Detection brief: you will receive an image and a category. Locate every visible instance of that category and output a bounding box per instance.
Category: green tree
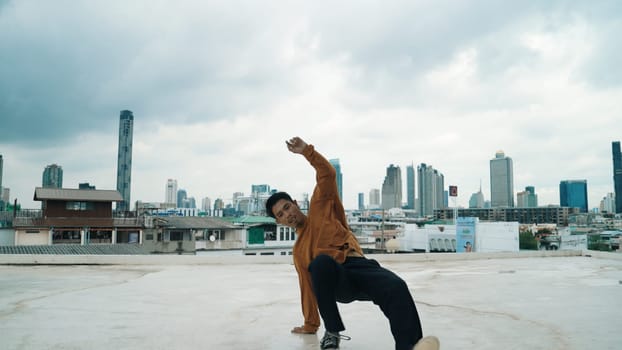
[519,231,538,250]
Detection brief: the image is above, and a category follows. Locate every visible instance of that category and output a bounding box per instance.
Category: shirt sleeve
[302,145,337,200]
[295,262,320,332]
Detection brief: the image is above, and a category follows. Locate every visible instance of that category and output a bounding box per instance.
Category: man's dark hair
[265,191,293,218]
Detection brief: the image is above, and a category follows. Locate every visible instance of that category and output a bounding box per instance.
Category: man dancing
[266,136,439,350]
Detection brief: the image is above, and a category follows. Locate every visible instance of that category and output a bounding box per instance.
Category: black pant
[308,254,423,350]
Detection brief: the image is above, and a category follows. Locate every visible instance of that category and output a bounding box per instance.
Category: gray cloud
[0,1,299,145]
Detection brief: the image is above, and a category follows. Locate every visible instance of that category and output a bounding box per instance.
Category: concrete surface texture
[1,254,621,350]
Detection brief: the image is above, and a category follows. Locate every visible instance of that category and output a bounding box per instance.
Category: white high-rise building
[417,163,445,216]
[202,197,212,213]
[600,193,615,213]
[490,150,514,208]
[165,179,178,205]
[369,188,380,209]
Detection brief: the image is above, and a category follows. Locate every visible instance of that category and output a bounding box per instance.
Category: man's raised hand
[286,136,307,154]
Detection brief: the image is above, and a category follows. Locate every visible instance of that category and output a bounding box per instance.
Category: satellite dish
[209,235,216,242]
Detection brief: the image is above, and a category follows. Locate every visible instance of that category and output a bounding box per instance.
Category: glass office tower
[560,180,588,213]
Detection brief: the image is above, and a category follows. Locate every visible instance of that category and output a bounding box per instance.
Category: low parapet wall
[1,249,618,265]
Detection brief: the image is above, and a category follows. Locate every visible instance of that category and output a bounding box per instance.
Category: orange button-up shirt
[292,144,364,333]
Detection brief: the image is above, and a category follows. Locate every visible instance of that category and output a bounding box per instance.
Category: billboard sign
[456,217,476,252]
[449,185,458,197]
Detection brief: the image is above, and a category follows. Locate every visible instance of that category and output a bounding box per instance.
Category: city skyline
[1,1,621,211]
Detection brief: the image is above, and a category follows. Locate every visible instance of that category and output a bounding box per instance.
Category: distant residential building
[116,110,134,211]
[214,198,224,210]
[490,151,514,207]
[165,179,178,205]
[600,193,615,214]
[560,180,588,213]
[202,197,212,213]
[13,187,141,245]
[417,163,444,216]
[42,164,63,188]
[251,184,270,194]
[300,193,310,212]
[369,189,380,209]
[406,164,415,210]
[187,197,196,209]
[382,164,402,209]
[435,206,580,226]
[358,193,365,211]
[329,159,343,201]
[517,186,538,208]
[525,186,538,207]
[613,141,622,213]
[1,187,9,205]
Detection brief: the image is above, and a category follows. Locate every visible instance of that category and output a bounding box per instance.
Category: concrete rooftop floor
[1,252,621,350]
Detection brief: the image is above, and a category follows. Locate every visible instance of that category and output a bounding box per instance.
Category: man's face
[271,199,305,228]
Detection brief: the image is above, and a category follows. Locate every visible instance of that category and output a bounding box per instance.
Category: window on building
[279,227,284,241]
[66,201,94,211]
[208,230,222,241]
[170,231,184,241]
[264,230,276,241]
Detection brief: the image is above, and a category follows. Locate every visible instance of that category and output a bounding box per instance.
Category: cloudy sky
[1,0,621,211]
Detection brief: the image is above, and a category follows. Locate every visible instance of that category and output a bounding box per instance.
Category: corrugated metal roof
[0,244,148,255]
[232,215,276,225]
[160,216,239,229]
[34,188,123,202]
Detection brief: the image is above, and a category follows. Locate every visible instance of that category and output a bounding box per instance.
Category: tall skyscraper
[490,150,514,208]
[517,186,538,208]
[417,163,444,216]
[0,154,4,206]
[42,164,63,188]
[0,154,3,190]
[406,164,415,210]
[116,110,134,211]
[214,198,224,210]
[329,159,343,201]
[165,179,178,205]
[177,189,188,208]
[560,180,588,213]
[369,188,380,209]
[202,197,212,214]
[600,193,615,214]
[468,183,485,209]
[613,141,622,213]
[382,164,402,209]
[358,192,365,211]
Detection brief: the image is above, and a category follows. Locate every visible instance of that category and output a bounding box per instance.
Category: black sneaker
[320,331,351,349]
